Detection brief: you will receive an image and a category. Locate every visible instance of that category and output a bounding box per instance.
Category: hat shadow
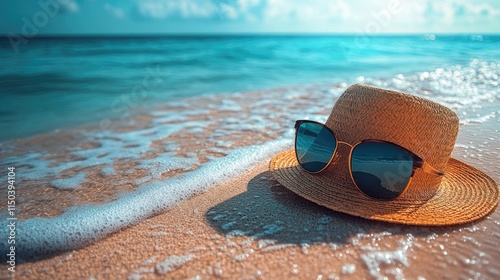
[205,171,467,246]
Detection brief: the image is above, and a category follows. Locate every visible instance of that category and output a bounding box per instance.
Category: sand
[5,154,500,279]
[1,86,499,279]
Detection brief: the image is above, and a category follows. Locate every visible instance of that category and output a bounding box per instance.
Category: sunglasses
[294,120,445,200]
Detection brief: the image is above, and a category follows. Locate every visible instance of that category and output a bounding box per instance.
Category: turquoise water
[1,34,499,141]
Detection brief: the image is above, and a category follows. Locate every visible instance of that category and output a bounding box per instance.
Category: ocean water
[0,35,499,141]
[1,35,500,278]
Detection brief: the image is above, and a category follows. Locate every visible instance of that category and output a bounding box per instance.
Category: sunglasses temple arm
[421,162,445,176]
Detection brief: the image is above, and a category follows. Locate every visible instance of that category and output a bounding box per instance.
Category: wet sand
[2,117,500,280]
[0,78,499,279]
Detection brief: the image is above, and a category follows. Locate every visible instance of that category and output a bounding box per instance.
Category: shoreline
[1,113,499,279]
[1,57,495,144]
[6,153,500,279]
[1,61,499,278]
[0,82,337,222]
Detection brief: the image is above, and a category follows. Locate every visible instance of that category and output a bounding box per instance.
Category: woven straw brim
[270,149,499,226]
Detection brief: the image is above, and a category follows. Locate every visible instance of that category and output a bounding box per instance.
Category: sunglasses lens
[351,142,413,200]
[295,122,337,173]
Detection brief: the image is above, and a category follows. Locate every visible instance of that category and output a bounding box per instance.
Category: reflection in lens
[295,122,336,173]
[351,142,413,200]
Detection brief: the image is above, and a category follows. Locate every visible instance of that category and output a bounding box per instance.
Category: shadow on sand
[206,171,465,246]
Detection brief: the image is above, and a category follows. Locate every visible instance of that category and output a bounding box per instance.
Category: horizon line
[2,32,500,38]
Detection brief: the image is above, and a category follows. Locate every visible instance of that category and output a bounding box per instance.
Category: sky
[1,0,499,35]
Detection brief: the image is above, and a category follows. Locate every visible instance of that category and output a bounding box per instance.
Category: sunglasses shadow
[205,171,469,247]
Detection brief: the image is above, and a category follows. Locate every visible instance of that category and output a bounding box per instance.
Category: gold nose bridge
[337,141,354,148]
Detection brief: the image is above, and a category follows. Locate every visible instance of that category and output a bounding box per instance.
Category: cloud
[133,0,219,19]
[59,0,79,13]
[238,0,261,11]
[263,0,351,22]
[131,0,351,22]
[219,3,239,19]
[397,0,500,25]
[462,2,500,18]
[127,0,500,33]
[104,3,126,19]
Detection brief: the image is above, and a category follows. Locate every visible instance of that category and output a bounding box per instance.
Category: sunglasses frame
[294,120,445,200]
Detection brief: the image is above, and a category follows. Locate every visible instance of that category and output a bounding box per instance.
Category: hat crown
[326,84,459,199]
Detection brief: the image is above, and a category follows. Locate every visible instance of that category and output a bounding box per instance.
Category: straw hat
[270,84,499,225]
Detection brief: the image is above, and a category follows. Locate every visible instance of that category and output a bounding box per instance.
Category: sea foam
[0,138,291,261]
[1,59,499,264]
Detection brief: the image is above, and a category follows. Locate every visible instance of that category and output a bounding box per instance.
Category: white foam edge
[50,172,87,190]
[1,138,291,260]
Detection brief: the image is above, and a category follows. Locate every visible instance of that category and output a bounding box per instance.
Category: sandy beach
[2,31,500,280]
[6,152,500,279]
[1,82,499,279]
